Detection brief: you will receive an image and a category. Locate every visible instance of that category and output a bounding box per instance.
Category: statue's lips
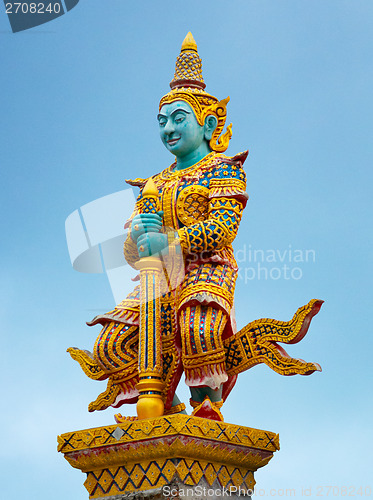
[167,137,181,146]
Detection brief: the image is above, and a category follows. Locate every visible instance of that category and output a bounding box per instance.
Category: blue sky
[1,1,372,498]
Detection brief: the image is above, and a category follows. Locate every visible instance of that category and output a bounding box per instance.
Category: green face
[157,101,207,159]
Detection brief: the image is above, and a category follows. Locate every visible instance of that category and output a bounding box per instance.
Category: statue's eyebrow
[170,108,190,116]
[157,108,191,120]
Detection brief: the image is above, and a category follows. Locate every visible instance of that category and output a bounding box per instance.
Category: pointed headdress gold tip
[181,32,197,52]
[169,32,205,90]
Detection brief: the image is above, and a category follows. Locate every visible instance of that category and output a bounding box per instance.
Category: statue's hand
[131,211,163,243]
[137,232,168,258]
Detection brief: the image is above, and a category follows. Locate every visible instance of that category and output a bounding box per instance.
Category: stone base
[57,414,279,499]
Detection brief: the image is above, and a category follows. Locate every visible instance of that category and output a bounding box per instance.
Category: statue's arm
[177,195,245,253]
[177,164,247,254]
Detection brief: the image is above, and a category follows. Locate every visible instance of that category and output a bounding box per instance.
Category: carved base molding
[58,414,279,499]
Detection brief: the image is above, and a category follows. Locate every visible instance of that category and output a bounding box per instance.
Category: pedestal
[58,414,279,499]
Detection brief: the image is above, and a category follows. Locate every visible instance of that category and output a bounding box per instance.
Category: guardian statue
[68,33,322,422]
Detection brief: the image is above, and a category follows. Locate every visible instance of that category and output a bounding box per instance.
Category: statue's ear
[204,115,218,141]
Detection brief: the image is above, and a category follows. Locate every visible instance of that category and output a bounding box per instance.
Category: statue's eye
[159,120,166,127]
[175,114,185,123]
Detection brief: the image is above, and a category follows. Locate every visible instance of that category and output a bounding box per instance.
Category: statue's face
[158,101,206,158]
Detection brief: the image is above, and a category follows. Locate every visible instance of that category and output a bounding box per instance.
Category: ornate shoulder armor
[209,151,249,206]
[125,177,148,188]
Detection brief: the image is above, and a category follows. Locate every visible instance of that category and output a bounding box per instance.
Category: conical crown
[170,32,206,90]
[161,33,233,153]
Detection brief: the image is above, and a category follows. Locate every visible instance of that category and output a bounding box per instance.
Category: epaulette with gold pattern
[125,177,148,187]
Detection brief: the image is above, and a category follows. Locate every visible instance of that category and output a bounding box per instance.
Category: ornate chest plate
[176,185,209,226]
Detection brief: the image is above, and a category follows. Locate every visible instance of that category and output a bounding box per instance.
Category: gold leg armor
[68,295,183,413]
[180,305,228,390]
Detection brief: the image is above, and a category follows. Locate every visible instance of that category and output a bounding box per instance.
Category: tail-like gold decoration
[88,378,121,412]
[67,347,107,380]
[224,299,323,377]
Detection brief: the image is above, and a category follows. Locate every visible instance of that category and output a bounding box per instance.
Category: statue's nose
[164,120,175,135]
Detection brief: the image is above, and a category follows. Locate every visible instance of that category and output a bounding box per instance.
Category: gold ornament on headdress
[159,32,232,153]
